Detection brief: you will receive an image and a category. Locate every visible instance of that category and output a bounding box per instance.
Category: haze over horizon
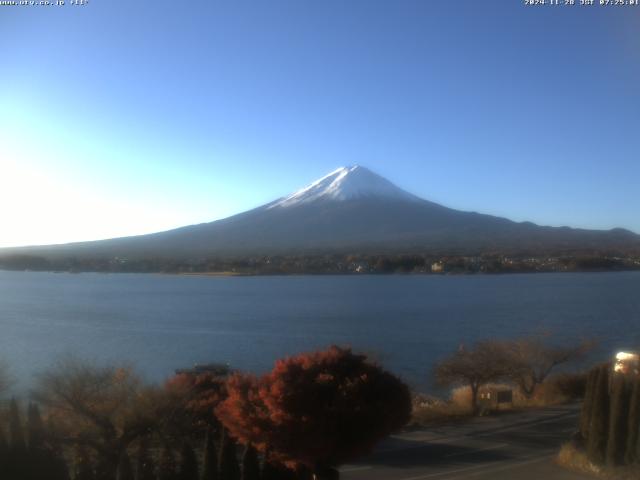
[2,1,639,248]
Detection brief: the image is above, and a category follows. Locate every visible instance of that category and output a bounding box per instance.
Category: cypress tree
[179,442,199,480]
[240,445,260,480]
[26,402,45,451]
[9,398,26,451]
[116,451,135,480]
[26,402,51,480]
[0,426,9,479]
[282,465,298,480]
[624,377,640,464]
[637,410,640,466]
[44,447,71,480]
[261,461,295,480]
[95,454,119,480]
[587,364,610,465]
[218,430,240,480]
[42,414,71,480]
[260,461,279,480]
[295,465,314,480]
[606,373,631,466]
[136,437,157,480]
[52,452,72,480]
[8,398,27,479]
[158,445,179,480]
[74,447,96,480]
[579,368,598,440]
[29,407,71,480]
[201,428,218,480]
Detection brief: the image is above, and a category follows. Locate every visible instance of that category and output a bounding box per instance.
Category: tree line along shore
[0,252,639,275]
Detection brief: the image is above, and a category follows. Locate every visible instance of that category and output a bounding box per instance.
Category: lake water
[1,270,639,393]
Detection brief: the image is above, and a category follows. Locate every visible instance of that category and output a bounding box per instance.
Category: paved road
[341,404,591,480]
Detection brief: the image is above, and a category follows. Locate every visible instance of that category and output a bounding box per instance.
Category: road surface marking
[379,412,573,454]
[388,409,578,450]
[474,413,577,438]
[398,460,511,480]
[445,454,553,480]
[339,466,372,473]
[444,443,508,458]
[377,438,461,453]
[397,454,551,480]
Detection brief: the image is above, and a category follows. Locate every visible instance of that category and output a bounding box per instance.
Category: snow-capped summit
[269,165,419,208]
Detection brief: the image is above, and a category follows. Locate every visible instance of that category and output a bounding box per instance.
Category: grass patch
[556,443,640,480]
[556,443,602,477]
[410,398,473,427]
[410,388,479,427]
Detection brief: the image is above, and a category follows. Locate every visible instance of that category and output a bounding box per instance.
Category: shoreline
[1,268,639,277]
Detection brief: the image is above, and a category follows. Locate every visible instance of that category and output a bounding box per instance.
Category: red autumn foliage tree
[212,374,270,449]
[216,346,411,476]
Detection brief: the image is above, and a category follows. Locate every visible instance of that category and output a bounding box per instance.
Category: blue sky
[1,1,639,247]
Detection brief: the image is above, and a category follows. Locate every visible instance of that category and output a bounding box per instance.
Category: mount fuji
[3,166,639,259]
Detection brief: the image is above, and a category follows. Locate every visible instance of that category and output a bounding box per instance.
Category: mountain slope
[2,166,639,259]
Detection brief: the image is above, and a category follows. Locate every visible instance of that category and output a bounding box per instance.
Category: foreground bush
[216,345,412,479]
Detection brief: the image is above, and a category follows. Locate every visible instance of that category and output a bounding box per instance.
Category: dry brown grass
[410,392,473,426]
[556,443,640,480]
[515,373,587,407]
[513,382,569,408]
[556,443,602,477]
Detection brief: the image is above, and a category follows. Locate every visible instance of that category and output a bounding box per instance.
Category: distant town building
[478,387,513,411]
[431,261,444,273]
